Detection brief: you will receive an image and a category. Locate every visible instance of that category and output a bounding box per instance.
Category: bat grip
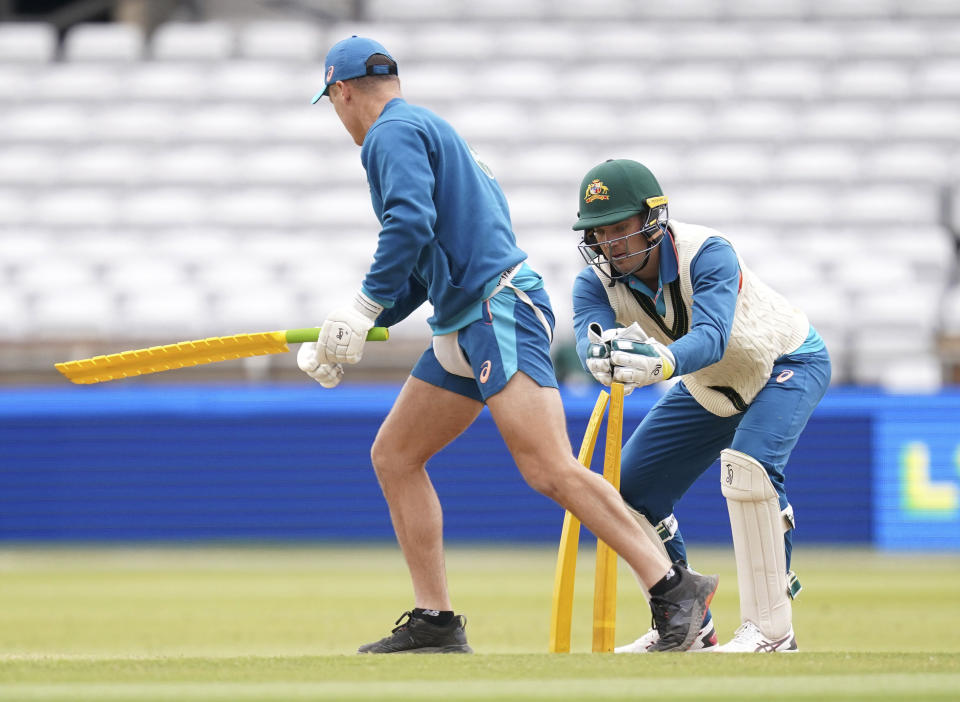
[284,327,389,344]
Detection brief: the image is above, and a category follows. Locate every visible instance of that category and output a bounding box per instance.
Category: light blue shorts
[411,286,558,403]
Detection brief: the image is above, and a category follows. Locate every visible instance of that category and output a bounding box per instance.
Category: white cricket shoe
[716,621,798,653]
[614,618,718,653]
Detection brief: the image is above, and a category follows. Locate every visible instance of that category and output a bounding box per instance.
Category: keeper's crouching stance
[571,159,831,653]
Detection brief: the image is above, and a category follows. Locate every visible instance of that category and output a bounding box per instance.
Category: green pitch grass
[0,546,958,701]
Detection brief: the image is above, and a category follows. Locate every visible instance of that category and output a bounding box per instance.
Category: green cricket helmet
[574,159,669,284]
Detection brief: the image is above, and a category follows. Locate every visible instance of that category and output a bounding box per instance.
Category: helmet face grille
[578,204,669,284]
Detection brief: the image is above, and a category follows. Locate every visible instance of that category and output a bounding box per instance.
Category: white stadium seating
[0,8,957,387]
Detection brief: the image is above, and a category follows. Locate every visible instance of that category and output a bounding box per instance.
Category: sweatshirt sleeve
[572,268,618,371]
[372,275,429,328]
[667,237,741,375]
[360,120,437,309]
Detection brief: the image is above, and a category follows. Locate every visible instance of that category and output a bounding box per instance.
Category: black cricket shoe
[649,571,720,652]
[357,611,473,654]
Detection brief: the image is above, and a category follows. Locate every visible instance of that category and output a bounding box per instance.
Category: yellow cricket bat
[55,327,389,384]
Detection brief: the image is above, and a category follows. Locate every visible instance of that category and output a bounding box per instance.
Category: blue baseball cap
[311,36,396,104]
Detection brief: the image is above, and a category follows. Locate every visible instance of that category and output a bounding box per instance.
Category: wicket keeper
[573,159,831,652]
[299,39,719,654]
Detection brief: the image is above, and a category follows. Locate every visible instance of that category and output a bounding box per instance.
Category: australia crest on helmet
[584,179,610,203]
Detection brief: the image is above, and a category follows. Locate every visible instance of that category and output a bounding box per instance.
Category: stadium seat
[740,62,824,100]
[120,287,210,337]
[655,64,737,101]
[888,103,960,140]
[150,22,235,61]
[149,146,238,186]
[177,105,269,142]
[915,59,960,98]
[772,144,861,182]
[0,285,28,338]
[621,105,711,143]
[1,105,94,143]
[637,0,724,20]
[666,25,754,61]
[207,61,305,102]
[121,189,211,227]
[495,25,580,60]
[462,0,547,20]
[812,0,896,19]
[235,21,320,62]
[575,25,665,60]
[90,103,184,141]
[752,185,832,225]
[0,22,57,62]
[365,0,463,21]
[61,146,148,186]
[754,25,843,60]
[0,146,60,185]
[843,24,932,60]
[124,63,213,102]
[209,189,303,228]
[712,102,801,142]
[234,147,321,186]
[31,63,129,102]
[547,0,636,20]
[864,143,952,183]
[800,104,887,141]
[32,285,119,337]
[103,257,189,294]
[828,61,913,100]
[727,0,807,19]
[682,145,773,184]
[62,23,144,62]
[32,189,120,228]
[211,288,303,331]
[15,256,99,294]
[837,185,940,226]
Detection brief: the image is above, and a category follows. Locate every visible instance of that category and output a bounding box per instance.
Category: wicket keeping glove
[585,323,641,396]
[316,290,384,365]
[297,342,344,388]
[609,333,676,388]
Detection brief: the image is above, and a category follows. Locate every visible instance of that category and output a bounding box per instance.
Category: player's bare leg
[486,372,719,651]
[358,376,481,653]
[370,376,482,609]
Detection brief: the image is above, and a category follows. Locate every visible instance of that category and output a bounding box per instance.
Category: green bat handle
[284,327,389,344]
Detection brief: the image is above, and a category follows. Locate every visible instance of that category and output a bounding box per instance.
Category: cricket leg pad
[720,448,792,640]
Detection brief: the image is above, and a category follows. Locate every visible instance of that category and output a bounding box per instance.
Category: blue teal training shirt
[358,98,528,332]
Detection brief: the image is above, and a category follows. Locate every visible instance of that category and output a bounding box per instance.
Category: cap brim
[310,87,329,104]
[572,208,643,231]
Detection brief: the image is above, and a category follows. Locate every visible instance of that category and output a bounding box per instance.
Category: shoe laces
[391,611,414,634]
[729,621,757,644]
[648,596,678,630]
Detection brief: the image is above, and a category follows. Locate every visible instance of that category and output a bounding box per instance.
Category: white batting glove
[609,334,676,388]
[297,342,344,388]
[315,290,384,365]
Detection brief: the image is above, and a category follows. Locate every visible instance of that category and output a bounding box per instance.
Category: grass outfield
[0,546,958,700]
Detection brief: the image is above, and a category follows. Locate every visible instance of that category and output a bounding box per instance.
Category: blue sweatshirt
[359,98,528,332]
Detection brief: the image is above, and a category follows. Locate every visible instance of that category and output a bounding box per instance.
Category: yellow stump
[547,389,609,653]
[591,381,624,653]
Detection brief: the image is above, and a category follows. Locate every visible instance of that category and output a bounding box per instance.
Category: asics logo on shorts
[776,370,794,383]
[479,360,492,384]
